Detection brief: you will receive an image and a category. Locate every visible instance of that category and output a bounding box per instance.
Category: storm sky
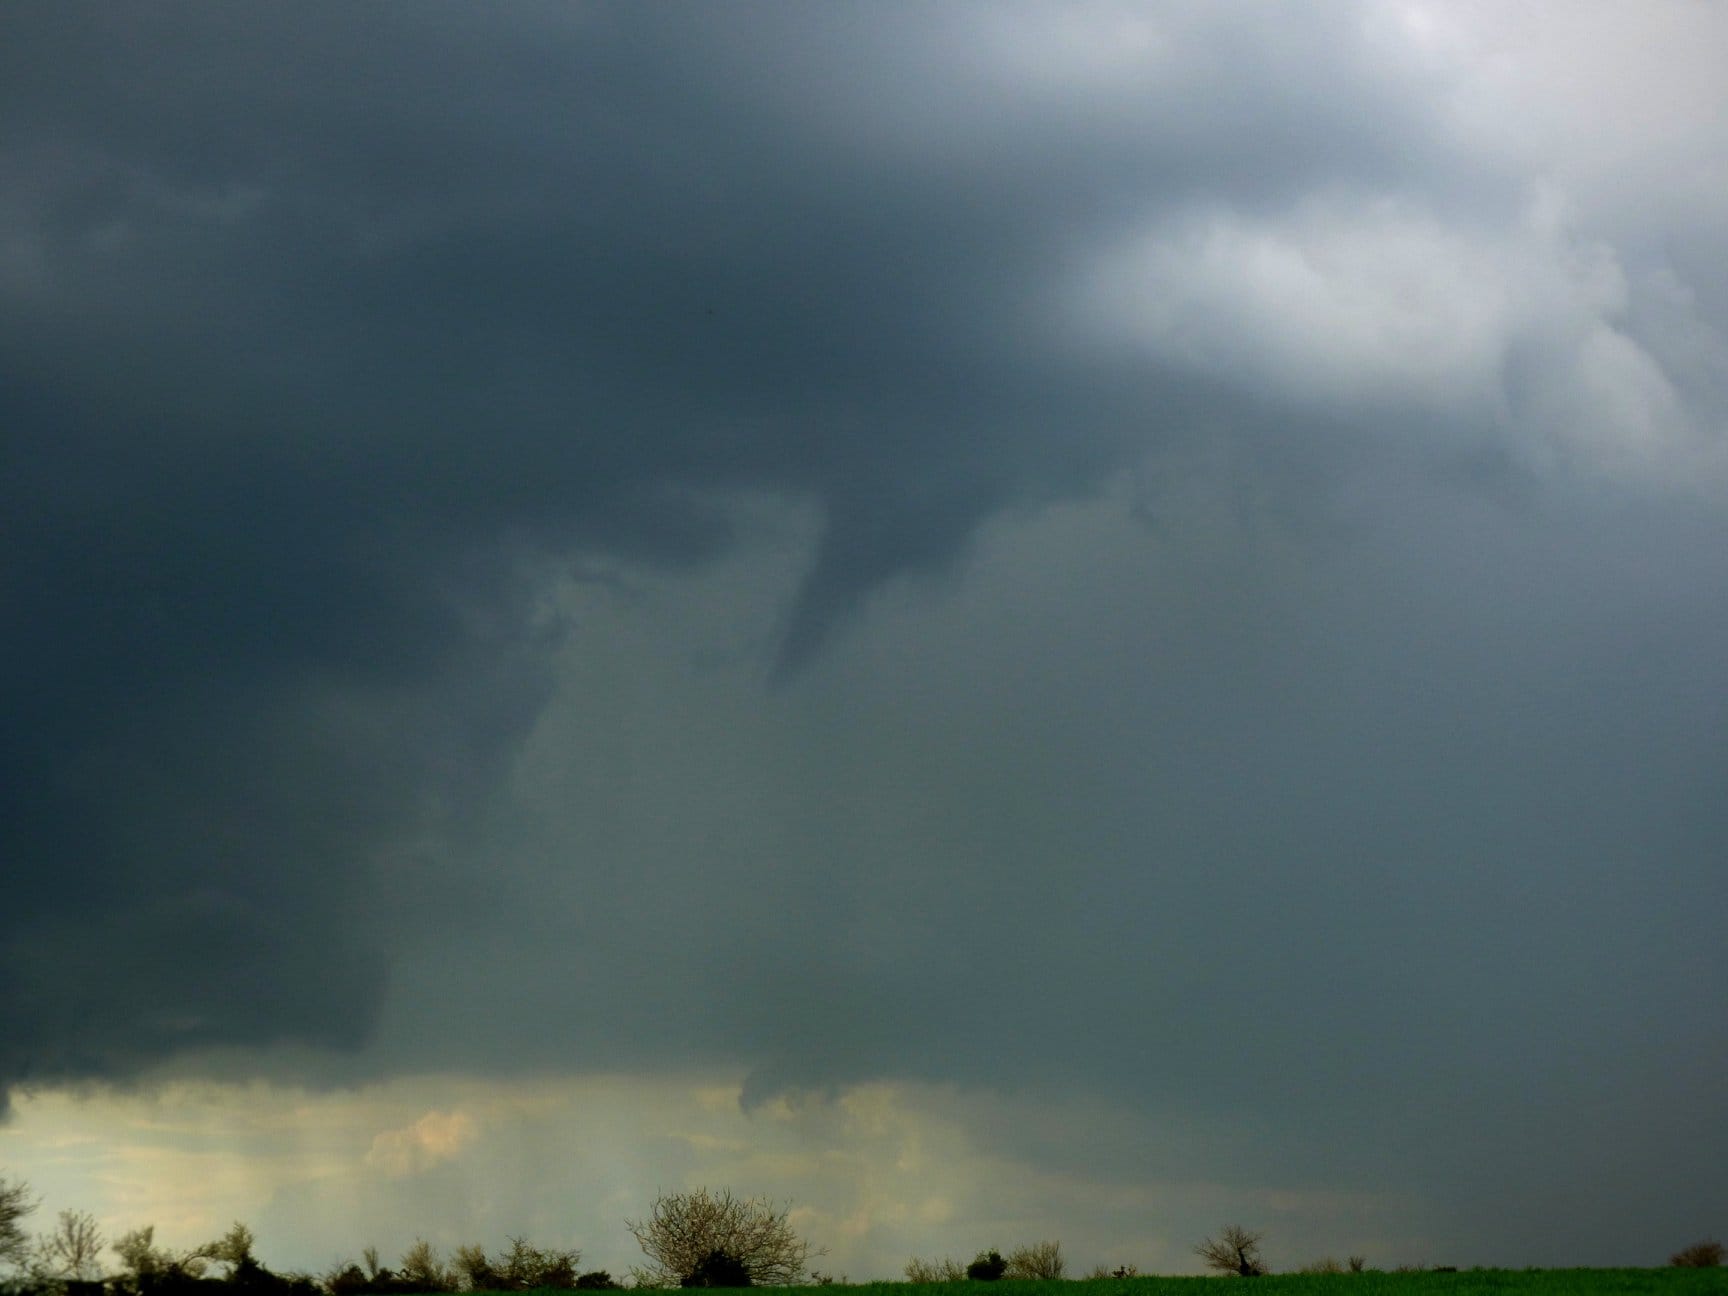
[3,0,1727,1279]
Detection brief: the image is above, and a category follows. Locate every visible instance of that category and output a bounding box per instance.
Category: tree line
[4,1173,1722,1290]
[0,1183,816,1294]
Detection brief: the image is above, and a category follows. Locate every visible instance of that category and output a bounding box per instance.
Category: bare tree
[1,1175,37,1270]
[626,1188,821,1287]
[36,1209,106,1280]
[1005,1242,1064,1280]
[1194,1226,1266,1277]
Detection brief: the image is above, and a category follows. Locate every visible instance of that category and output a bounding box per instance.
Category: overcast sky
[4,0,1727,1281]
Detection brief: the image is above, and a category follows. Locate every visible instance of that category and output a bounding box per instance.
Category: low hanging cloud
[365,1111,479,1179]
[3,0,1726,1267]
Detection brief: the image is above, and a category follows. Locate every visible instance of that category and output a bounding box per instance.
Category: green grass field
[738,1275,1726,1296]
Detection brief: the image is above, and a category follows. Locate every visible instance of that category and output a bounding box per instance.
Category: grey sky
[3,0,1726,1276]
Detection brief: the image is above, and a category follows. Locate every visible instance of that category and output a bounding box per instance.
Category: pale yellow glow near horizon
[0,1073,1419,1280]
[0,1073,1013,1277]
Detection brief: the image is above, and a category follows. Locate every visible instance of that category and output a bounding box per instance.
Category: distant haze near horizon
[2,0,1725,1280]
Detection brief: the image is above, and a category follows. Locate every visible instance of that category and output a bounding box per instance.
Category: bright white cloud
[1072,184,1722,489]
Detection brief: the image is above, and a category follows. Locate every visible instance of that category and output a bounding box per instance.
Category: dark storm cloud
[3,0,1727,1259]
[377,457,1728,1264]
[0,0,1461,1095]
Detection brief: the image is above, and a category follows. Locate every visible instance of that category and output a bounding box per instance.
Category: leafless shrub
[1193,1226,1266,1278]
[1005,1242,1064,1281]
[904,1257,967,1283]
[1083,1263,1138,1280]
[1297,1256,1366,1276]
[626,1188,820,1287]
[1670,1240,1724,1268]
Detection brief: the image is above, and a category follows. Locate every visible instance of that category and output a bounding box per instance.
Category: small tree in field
[1194,1226,1266,1277]
[626,1189,820,1287]
[35,1209,106,1280]
[1670,1240,1724,1268]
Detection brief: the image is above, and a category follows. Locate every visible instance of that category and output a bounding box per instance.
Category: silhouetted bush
[965,1252,1006,1282]
[575,1273,619,1290]
[226,1260,318,1296]
[448,1239,580,1291]
[679,1251,750,1289]
[1670,1240,1724,1268]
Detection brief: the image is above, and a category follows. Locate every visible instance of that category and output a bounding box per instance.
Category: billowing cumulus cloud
[3,0,1726,1270]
